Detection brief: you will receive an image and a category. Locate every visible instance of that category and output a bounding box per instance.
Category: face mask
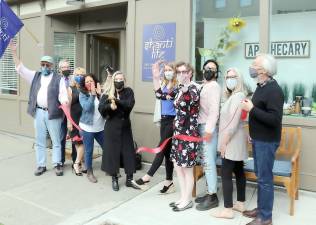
[203,70,217,81]
[226,78,238,90]
[114,81,124,90]
[62,70,71,77]
[74,75,83,84]
[249,67,258,78]
[164,71,174,81]
[41,66,51,76]
[177,75,186,85]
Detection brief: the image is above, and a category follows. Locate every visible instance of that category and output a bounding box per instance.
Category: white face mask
[177,75,186,85]
[164,71,174,81]
[226,78,238,90]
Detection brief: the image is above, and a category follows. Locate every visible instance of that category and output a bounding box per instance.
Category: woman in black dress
[98,71,140,191]
[68,67,86,176]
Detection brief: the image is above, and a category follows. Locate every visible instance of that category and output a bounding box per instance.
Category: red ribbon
[59,105,82,131]
[136,134,207,154]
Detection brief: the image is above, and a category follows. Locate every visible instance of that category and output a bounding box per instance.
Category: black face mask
[114,81,124,90]
[203,70,217,81]
[62,70,71,77]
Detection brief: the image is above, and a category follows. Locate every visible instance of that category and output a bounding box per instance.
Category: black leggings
[221,158,246,208]
[147,116,174,180]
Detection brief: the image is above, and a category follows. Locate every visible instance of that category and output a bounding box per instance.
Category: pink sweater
[198,81,221,133]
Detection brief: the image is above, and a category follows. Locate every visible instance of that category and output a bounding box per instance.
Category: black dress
[69,86,83,145]
[98,87,136,176]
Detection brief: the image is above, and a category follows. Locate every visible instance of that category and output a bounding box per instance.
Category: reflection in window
[192,0,259,89]
[270,0,316,108]
[240,0,252,7]
[215,0,226,9]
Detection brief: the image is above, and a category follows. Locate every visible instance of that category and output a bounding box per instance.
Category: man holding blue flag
[9,40,69,177]
[0,0,23,58]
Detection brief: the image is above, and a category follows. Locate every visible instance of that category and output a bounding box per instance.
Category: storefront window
[0,38,18,95]
[192,0,259,92]
[270,0,316,116]
[53,32,76,72]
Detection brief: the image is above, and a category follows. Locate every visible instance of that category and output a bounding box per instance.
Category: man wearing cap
[10,41,69,176]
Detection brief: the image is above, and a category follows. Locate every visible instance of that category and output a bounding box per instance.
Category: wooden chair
[193,126,302,216]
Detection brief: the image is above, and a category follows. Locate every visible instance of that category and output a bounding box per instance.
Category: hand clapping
[110,99,117,110]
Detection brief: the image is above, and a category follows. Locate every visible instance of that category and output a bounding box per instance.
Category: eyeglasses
[176,70,189,75]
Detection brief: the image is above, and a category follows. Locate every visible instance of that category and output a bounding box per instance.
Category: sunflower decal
[228,17,246,33]
[197,17,246,62]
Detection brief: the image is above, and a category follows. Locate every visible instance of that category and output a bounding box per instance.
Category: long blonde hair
[102,71,125,98]
[161,62,177,89]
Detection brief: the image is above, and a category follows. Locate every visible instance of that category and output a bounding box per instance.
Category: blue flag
[0,0,23,58]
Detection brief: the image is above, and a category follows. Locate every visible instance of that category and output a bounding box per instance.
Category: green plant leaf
[224,41,239,51]
[197,47,215,57]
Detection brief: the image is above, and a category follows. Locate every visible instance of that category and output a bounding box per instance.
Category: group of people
[10,38,283,225]
[135,54,283,225]
[9,41,141,190]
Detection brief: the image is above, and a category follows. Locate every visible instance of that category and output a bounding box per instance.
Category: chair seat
[216,156,292,177]
[244,158,292,177]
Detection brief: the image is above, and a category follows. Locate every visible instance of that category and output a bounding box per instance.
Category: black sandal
[160,182,175,194]
[135,178,150,185]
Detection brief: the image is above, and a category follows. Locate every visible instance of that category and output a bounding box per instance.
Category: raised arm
[9,40,20,66]
[9,40,35,84]
[152,60,163,91]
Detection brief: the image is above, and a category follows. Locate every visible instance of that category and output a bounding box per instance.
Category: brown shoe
[246,218,272,225]
[243,208,258,218]
[87,169,97,183]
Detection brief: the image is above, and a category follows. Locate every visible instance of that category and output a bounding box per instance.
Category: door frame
[85,29,126,77]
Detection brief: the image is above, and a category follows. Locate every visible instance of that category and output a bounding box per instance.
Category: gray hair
[58,59,70,69]
[257,53,277,76]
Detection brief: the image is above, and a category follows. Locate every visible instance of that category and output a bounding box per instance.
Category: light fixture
[66,0,84,5]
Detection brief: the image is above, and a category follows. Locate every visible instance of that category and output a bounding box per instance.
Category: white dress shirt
[16,63,69,107]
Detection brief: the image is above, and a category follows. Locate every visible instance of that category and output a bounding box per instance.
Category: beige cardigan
[218,91,248,161]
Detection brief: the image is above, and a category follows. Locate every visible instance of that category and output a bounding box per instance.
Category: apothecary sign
[245,40,310,58]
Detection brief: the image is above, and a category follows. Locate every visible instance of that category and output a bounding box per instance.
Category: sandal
[135,178,150,185]
[160,182,175,194]
[73,162,83,176]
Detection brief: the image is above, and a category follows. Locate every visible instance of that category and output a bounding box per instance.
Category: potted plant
[292,83,306,101]
[280,83,289,104]
[311,83,316,103]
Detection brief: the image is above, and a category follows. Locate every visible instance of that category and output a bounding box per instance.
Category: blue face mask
[74,75,83,84]
[41,66,52,76]
[226,78,238,90]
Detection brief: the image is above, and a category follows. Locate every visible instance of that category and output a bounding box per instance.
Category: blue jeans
[252,140,279,221]
[34,108,62,167]
[198,124,218,194]
[80,130,104,170]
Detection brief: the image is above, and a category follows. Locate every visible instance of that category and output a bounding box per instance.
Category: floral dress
[170,83,200,167]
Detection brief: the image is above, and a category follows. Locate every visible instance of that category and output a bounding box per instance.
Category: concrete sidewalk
[0,131,316,225]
